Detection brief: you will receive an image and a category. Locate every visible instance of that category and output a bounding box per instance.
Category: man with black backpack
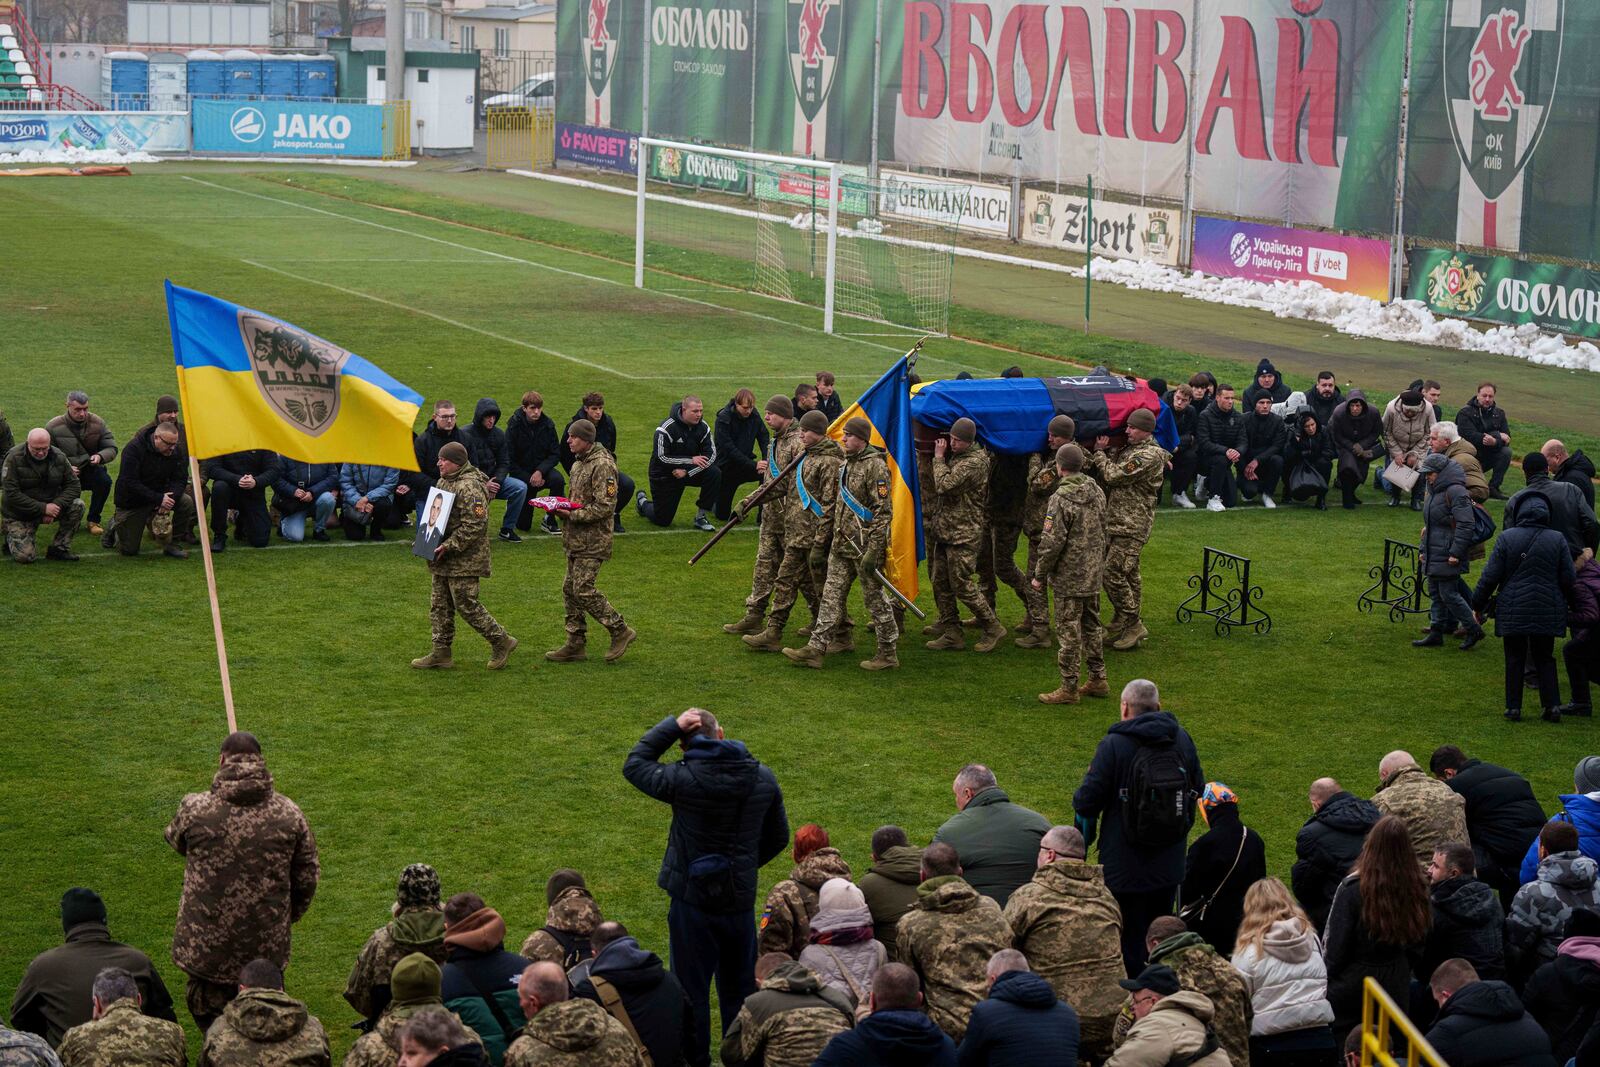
[1072,678,1206,976]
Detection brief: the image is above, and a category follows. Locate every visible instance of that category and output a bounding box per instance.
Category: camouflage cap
[799,410,829,435]
[1126,408,1157,433]
[568,418,597,444]
[1047,414,1076,440]
[391,953,443,1005]
[843,416,873,442]
[397,863,441,909]
[950,417,977,442]
[765,394,794,418]
[439,442,469,465]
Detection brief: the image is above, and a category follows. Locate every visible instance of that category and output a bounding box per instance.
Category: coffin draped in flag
[826,353,922,601]
[166,281,423,469]
[910,373,1177,455]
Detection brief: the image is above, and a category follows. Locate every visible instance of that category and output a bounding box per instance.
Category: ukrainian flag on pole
[165,282,422,469]
[828,349,923,601]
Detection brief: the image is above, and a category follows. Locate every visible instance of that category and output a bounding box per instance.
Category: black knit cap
[546,869,586,905]
[61,888,107,933]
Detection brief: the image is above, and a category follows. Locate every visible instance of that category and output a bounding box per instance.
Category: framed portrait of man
[413,486,456,560]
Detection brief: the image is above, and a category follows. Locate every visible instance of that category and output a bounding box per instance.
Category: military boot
[1013,630,1052,649]
[1079,676,1110,698]
[825,633,855,654]
[782,645,824,669]
[921,619,955,637]
[545,638,587,662]
[860,645,899,671]
[1038,685,1080,705]
[1013,618,1035,636]
[797,625,813,639]
[973,622,1006,653]
[1111,623,1149,651]
[487,635,518,670]
[411,647,454,669]
[925,631,965,651]
[722,610,765,635]
[741,625,785,652]
[605,625,638,663]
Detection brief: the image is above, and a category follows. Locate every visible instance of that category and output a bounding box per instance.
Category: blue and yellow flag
[828,352,923,601]
[165,281,422,470]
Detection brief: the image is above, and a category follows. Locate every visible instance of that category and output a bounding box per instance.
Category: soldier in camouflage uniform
[165,732,319,1035]
[1086,407,1169,650]
[546,420,635,664]
[520,871,601,969]
[1032,444,1109,705]
[724,396,802,635]
[759,841,852,957]
[197,959,329,1067]
[1016,415,1075,647]
[0,1023,59,1067]
[782,417,900,671]
[1372,751,1471,872]
[743,410,838,652]
[344,864,446,1024]
[2,430,83,563]
[505,963,646,1067]
[720,956,854,1067]
[1111,918,1252,1067]
[1002,826,1125,1060]
[345,955,482,1067]
[893,843,1012,1043]
[924,419,1005,653]
[411,442,516,670]
[56,969,185,1067]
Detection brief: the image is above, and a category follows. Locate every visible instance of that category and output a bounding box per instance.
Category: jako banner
[1407,247,1600,341]
[0,111,190,153]
[1020,190,1183,266]
[193,99,384,156]
[1192,217,1392,300]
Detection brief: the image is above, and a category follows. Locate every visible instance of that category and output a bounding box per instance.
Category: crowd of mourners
[6,687,1600,1067]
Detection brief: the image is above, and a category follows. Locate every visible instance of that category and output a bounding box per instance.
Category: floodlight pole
[824,166,839,335]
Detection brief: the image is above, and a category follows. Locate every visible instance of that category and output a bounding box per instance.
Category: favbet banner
[555,121,639,173]
[1192,217,1391,300]
[1020,190,1182,266]
[1407,248,1600,340]
[648,141,748,192]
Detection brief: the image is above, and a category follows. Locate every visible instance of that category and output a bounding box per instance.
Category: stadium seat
[0,60,14,75]
[14,59,29,75]
[6,48,21,62]
[1,36,17,49]
[20,73,34,85]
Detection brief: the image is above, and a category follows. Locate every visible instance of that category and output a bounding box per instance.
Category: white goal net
[635,138,958,336]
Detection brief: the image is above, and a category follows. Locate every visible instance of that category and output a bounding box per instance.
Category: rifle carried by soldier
[688,453,803,566]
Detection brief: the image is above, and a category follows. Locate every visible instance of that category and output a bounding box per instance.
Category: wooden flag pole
[189,455,238,734]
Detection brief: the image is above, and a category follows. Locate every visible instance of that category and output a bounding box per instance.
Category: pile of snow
[0,147,160,165]
[1089,257,1600,374]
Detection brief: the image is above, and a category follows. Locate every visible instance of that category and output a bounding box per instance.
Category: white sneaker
[1207,496,1226,512]
[1262,494,1277,509]
[1174,492,1196,509]
[1194,476,1207,499]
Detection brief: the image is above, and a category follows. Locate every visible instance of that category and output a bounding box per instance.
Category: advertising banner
[1192,216,1392,300]
[193,99,384,156]
[556,121,640,172]
[0,111,190,153]
[1020,190,1182,266]
[1407,248,1600,340]
[753,162,871,216]
[751,0,882,162]
[881,169,1009,236]
[648,141,748,193]
[647,0,755,145]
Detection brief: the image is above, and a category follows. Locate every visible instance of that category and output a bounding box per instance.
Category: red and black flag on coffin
[910,374,1176,455]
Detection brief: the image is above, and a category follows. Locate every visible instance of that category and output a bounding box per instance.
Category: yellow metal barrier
[381,100,411,160]
[1360,977,1446,1067]
[531,108,554,167]
[487,106,554,169]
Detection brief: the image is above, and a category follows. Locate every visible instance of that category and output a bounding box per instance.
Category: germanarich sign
[880,169,1011,237]
[1407,247,1600,340]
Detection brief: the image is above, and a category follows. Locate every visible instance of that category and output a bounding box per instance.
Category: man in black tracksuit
[711,390,770,521]
[560,392,633,533]
[623,709,788,1067]
[1457,384,1513,497]
[1196,384,1248,509]
[637,396,720,532]
[203,449,275,550]
[507,391,565,534]
[1239,393,1289,505]
[401,401,469,526]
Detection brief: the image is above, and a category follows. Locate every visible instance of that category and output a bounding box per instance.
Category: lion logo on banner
[1425,255,1488,316]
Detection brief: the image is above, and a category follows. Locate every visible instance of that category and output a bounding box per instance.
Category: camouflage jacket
[754,423,805,535]
[562,445,618,560]
[431,464,493,577]
[0,1026,59,1067]
[831,447,892,561]
[894,876,1013,1043]
[1113,933,1252,1067]
[344,909,447,1020]
[1002,860,1125,1031]
[1021,450,1061,538]
[1372,764,1471,871]
[503,1000,646,1067]
[927,445,989,545]
[342,1003,480,1067]
[720,962,854,1067]
[197,989,329,1067]
[1032,475,1107,596]
[759,848,853,957]
[56,999,185,1067]
[1086,438,1168,543]
[165,754,319,983]
[784,438,843,546]
[521,889,602,965]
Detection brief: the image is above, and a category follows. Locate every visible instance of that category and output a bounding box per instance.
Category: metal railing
[485,105,552,170]
[1359,977,1446,1067]
[380,98,410,160]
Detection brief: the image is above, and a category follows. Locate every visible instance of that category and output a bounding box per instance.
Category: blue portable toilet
[102,50,148,110]
[222,48,261,97]
[296,53,336,99]
[261,53,297,97]
[186,49,225,99]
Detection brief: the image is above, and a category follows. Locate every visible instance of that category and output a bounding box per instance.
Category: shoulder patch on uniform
[1124,461,1138,474]
[605,476,617,496]
[473,503,486,518]
[876,479,889,499]
[1043,514,1054,533]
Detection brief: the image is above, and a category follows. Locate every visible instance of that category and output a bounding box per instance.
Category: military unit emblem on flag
[1444,0,1564,248]
[239,312,350,437]
[787,0,842,154]
[1424,254,1488,315]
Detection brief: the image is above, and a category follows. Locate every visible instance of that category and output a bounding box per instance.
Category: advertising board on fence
[881,170,1009,237]
[555,122,639,173]
[647,142,747,193]
[1020,190,1182,266]
[0,111,190,154]
[193,99,384,156]
[1407,248,1600,341]
[1191,217,1392,300]
[753,162,871,217]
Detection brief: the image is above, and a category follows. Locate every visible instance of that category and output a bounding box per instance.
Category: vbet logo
[1306,246,1349,281]
[230,107,266,143]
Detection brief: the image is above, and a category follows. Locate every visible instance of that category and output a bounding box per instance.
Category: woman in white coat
[1230,877,1339,1066]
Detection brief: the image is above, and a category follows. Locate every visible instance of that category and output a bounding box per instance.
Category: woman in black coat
[1327,388,1383,509]
[1416,455,1486,648]
[1287,409,1337,509]
[1472,494,1577,722]
[1180,783,1267,956]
